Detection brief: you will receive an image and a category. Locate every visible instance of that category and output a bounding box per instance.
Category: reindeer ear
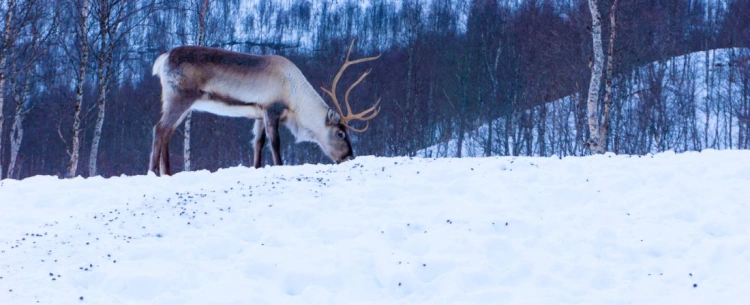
[326,109,341,125]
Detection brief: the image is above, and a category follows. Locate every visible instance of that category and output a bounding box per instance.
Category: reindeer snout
[336,155,355,164]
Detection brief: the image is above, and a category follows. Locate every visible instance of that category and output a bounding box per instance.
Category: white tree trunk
[8,105,24,179]
[183,0,209,172]
[0,84,4,178]
[599,0,619,152]
[586,0,605,154]
[0,0,15,179]
[68,0,89,178]
[183,112,192,171]
[68,89,84,177]
[89,0,109,177]
[6,74,28,179]
[88,89,106,176]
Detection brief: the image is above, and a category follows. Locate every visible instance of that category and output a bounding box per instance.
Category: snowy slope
[1,151,750,304]
[418,48,750,158]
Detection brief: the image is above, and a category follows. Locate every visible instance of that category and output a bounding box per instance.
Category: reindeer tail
[152,52,169,77]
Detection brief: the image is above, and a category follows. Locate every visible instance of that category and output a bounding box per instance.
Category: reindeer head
[319,40,381,163]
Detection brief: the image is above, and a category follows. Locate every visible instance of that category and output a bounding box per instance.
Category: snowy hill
[1,151,750,304]
[418,48,750,158]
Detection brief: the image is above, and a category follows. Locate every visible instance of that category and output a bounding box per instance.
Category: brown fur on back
[162,46,282,101]
[167,46,270,71]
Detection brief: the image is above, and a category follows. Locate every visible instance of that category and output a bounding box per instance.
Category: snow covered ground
[1,150,749,304]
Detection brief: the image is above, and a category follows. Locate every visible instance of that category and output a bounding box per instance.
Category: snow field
[1,150,749,304]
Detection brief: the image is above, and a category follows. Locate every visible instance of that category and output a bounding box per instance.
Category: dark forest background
[0,0,749,179]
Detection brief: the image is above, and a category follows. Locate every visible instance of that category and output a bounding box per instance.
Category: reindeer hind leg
[149,124,164,175]
[252,119,266,168]
[266,103,285,166]
[151,93,196,176]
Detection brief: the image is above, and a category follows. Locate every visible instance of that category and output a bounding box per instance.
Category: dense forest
[0,0,748,179]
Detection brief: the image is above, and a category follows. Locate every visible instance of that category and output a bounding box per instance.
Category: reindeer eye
[336,130,346,139]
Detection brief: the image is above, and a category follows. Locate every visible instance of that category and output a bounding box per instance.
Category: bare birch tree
[182,0,209,172]
[60,0,91,178]
[0,0,16,178]
[87,0,113,177]
[598,0,618,152]
[7,76,29,178]
[88,0,157,176]
[586,0,605,154]
[6,0,54,179]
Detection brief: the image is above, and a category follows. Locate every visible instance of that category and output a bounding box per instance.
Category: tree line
[0,0,748,179]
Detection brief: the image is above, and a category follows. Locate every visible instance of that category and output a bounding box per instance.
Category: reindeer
[149,41,380,176]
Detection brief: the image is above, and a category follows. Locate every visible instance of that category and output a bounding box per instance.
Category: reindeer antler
[321,39,381,132]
